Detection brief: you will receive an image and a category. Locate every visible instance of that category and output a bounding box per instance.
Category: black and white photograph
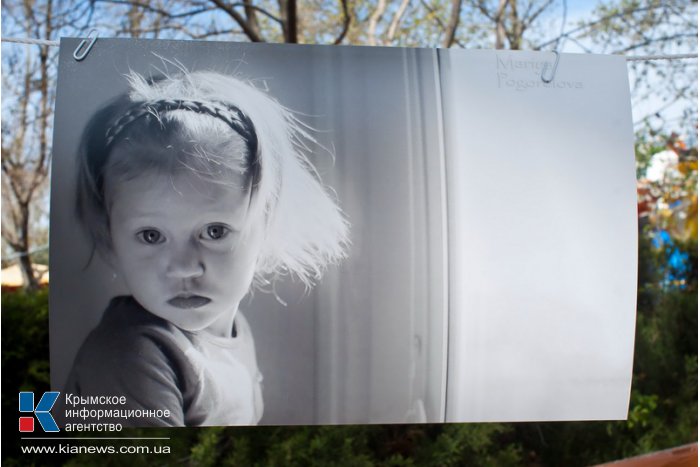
[50,39,637,427]
[50,39,448,426]
[3,0,695,463]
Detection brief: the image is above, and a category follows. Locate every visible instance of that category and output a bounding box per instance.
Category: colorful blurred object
[594,442,697,467]
[0,264,49,290]
[637,133,698,243]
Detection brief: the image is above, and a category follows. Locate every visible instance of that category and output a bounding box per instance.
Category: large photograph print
[50,39,447,427]
[50,39,637,427]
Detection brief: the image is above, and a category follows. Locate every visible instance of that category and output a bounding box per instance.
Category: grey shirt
[58,296,263,427]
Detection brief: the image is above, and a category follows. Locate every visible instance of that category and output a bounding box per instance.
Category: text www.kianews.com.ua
[21,443,171,455]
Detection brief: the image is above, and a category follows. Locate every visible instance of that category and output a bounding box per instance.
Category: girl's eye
[138,229,164,245]
[203,224,230,241]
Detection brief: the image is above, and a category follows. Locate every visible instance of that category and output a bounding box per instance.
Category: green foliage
[412,424,521,466]
[625,234,697,452]
[262,426,375,466]
[190,426,226,467]
[169,423,519,466]
[626,391,658,430]
[2,289,51,392]
[1,288,59,466]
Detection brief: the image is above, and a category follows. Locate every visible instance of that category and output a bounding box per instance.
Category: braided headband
[104,99,261,186]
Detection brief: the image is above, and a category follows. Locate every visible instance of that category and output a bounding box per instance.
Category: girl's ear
[102,250,125,287]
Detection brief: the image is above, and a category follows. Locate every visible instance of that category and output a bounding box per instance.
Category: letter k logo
[19,391,60,432]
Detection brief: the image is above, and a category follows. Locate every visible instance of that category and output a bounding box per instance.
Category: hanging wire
[1,36,698,62]
[0,36,695,265]
[625,53,698,61]
[3,244,49,261]
[1,37,59,47]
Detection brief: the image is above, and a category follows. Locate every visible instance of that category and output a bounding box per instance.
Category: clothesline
[1,36,698,61]
[0,37,696,262]
[625,53,697,61]
[1,37,60,47]
[3,245,49,261]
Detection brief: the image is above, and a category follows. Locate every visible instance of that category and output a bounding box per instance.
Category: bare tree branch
[368,0,387,46]
[96,0,215,20]
[470,0,496,21]
[612,32,697,55]
[287,0,298,42]
[521,0,556,29]
[494,0,508,49]
[506,0,522,49]
[442,0,462,48]
[420,0,447,35]
[333,0,351,44]
[243,0,262,39]
[534,3,668,50]
[209,0,265,41]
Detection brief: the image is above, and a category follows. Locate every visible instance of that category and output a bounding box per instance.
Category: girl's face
[107,169,263,337]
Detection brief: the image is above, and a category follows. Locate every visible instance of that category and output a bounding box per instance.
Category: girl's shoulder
[79,295,189,363]
[101,295,168,327]
[61,297,191,427]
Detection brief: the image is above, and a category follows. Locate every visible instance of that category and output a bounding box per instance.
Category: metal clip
[73,29,98,62]
[541,50,560,83]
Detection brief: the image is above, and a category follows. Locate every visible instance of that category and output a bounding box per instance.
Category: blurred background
[2,0,696,465]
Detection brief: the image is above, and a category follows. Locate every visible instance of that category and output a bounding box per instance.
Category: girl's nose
[166,244,205,279]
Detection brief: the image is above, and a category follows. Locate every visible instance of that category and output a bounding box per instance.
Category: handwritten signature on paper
[496,55,584,92]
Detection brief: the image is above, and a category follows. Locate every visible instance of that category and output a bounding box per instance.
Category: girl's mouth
[168,295,211,309]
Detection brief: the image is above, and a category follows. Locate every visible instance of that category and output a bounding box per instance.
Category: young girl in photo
[60,70,349,427]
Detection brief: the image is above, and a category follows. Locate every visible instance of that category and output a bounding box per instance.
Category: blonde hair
[77,70,349,287]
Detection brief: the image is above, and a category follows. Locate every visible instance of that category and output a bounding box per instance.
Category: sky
[547,0,697,140]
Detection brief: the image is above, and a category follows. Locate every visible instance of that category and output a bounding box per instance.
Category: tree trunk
[495,0,508,49]
[286,0,298,43]
[18,199,38,290]
[442,0,463,48]
[507,0,521,50]
[19,253,39,291]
